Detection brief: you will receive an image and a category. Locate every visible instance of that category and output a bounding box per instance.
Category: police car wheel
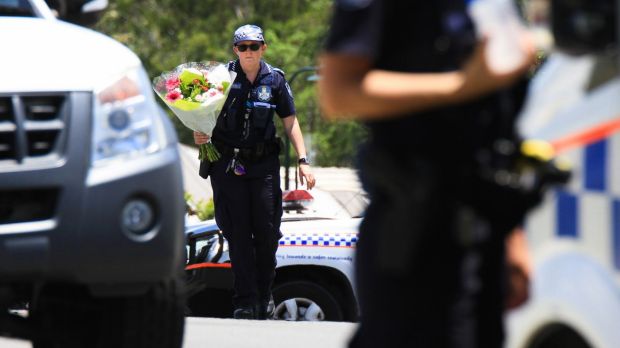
[30,279,185,348]
[272,280,343,321]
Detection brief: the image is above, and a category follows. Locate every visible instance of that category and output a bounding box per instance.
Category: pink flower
[207,89,220,97]
[165,90,182,102]
[165,77,180,91]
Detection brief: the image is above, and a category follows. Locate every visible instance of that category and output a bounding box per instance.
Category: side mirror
[46,0,108,27]
[551,0,618,55]
[81,0,107,13]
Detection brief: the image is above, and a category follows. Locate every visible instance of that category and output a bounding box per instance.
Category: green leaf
[222,81,231,93]
[190,86,202,99]
[180,83,191,96]
[172,99,201,111]
[179,68,204,85]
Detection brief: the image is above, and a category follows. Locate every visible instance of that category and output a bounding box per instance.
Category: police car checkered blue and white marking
[279,232,358,248]
[527,132,620,272]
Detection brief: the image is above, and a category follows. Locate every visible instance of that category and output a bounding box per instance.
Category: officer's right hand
[193,131,210,145]
[456,35,535,102]
[505,227,532,310]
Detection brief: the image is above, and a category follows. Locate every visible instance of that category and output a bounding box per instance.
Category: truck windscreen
[0,0,34,16]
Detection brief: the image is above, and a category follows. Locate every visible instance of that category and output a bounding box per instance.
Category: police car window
[0,0,34,16]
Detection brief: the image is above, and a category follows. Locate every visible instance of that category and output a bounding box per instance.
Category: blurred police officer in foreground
[319,1,536,347]
[194,24,315,320]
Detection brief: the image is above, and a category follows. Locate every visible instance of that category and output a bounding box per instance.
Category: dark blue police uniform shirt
[325,0,514,165]
[212,59,296,149]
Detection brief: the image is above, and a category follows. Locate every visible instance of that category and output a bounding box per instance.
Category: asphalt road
[0,317,358,348]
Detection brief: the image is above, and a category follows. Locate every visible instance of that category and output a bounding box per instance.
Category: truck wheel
[31,280,185,348]
[272,280,343,321]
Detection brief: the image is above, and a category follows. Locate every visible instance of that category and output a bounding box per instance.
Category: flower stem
[196,141,220,162]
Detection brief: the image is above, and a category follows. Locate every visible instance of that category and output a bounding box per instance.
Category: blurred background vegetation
[94,0,368,167]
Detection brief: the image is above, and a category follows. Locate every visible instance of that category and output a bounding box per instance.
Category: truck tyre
[31,279,185,348]
[272,280,343,321]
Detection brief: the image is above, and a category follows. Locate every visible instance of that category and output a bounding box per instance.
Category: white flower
[207,88,220,98]
[206,64,232,85]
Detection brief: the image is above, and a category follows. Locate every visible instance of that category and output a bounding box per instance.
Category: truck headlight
[91,66,167,166]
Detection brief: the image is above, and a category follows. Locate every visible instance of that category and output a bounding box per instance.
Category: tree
[95,0,366,167]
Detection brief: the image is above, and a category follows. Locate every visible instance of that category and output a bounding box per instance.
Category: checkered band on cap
[233,24,265,44]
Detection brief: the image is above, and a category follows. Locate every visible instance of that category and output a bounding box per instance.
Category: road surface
[0,317,358,348]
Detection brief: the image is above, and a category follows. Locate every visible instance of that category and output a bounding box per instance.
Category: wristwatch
[298,157,310,165]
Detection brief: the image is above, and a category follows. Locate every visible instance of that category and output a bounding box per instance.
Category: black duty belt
[213,140,280,162]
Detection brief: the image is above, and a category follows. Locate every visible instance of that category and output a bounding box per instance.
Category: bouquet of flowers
[153,61,237,161]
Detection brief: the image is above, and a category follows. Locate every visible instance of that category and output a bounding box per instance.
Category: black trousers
[350,148,508,348]
[210,155,283,308]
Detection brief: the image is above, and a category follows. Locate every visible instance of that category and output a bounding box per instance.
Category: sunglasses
[236,43,262,52]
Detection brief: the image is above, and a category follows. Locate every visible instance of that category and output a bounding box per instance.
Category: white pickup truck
[0,1,186,347]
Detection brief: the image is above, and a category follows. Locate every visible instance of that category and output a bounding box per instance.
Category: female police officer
[194,24,315,320]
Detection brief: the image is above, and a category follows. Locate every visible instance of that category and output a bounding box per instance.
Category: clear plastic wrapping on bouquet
[153,61,237,161]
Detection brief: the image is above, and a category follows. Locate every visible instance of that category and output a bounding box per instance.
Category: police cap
[233,24,265,45]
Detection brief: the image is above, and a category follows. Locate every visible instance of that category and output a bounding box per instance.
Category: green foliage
[96,0,368,167]
[314,120,368,167]
[184,193,215,221]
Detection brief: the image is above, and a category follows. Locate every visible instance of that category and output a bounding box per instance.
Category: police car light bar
[282,189,314,211]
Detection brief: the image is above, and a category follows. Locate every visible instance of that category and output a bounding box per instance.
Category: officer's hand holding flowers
[193,131,209,145]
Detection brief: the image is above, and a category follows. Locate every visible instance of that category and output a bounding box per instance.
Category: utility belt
[360,139,571,275]
[213,138,281,163]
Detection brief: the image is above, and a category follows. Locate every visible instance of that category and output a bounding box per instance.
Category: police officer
[319,1,535,347]
[194,24,315,320]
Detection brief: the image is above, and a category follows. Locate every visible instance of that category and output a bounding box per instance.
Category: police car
[505,1,620,346]
[185,188,364,321]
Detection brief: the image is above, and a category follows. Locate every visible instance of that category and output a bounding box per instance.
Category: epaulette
[227,60,237,71]
[272,67,285,77]
[264,63,285,77]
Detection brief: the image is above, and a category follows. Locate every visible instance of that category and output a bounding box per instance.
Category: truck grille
[0,189,58,224]
[0,94,68,163]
